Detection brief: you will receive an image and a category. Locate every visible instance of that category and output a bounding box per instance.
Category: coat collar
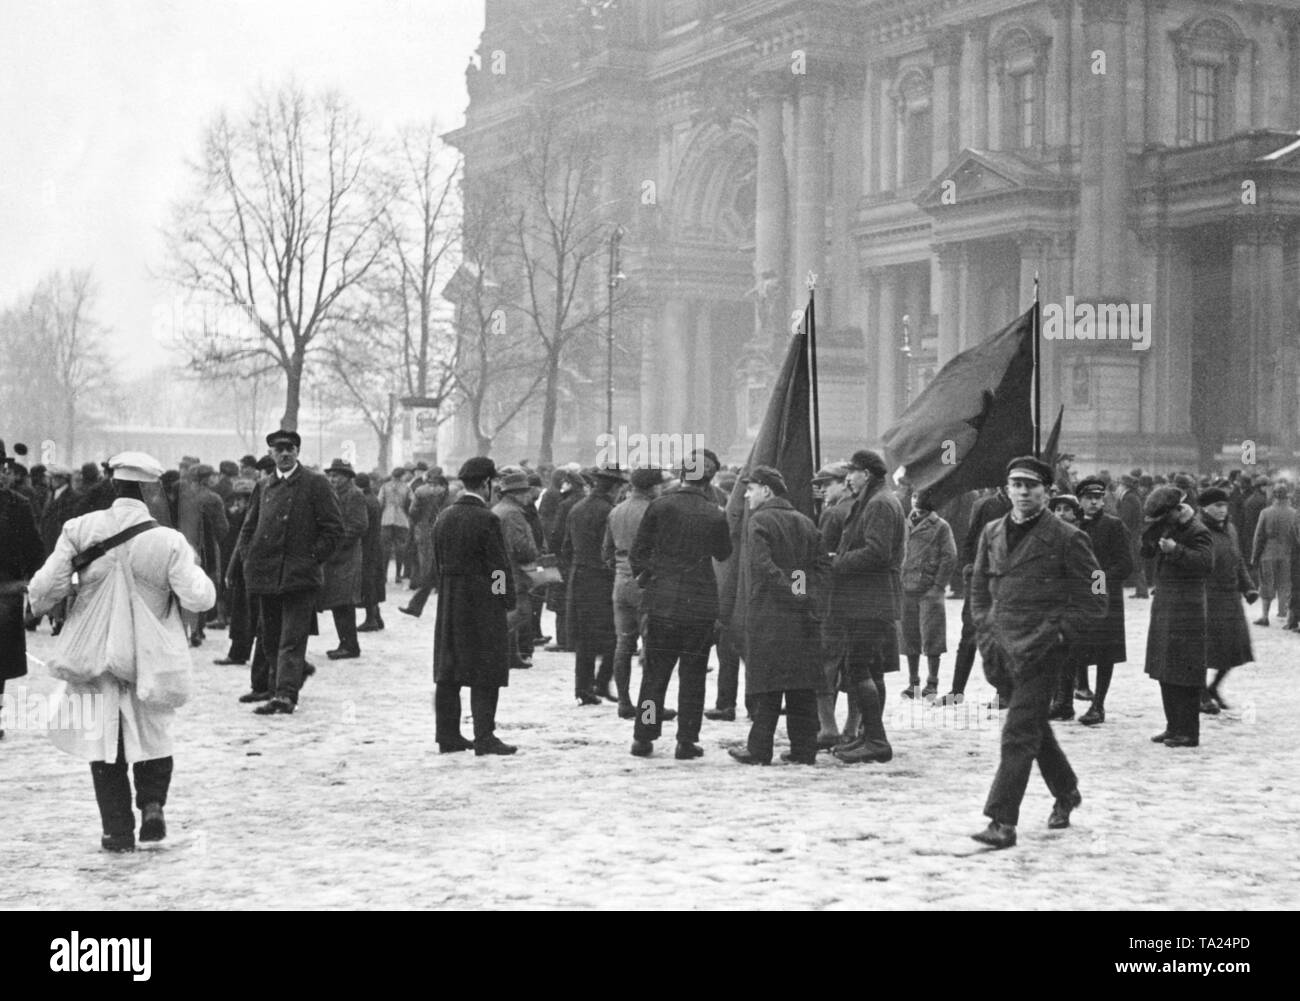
[456,492,487,507]
[988,509,1055,568]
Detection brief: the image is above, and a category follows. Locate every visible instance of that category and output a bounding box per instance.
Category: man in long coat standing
[1143,485,1214,747]
[727,467,824,766]
[1059,476,1133,725]
[237,430,342,715]
[1,474,44,740]
[355,473,386,633]
[492,470,540,672]
[318,459,368,661]
[433,457,518,756]
[563,466,624,705]
[970,457,1106,849]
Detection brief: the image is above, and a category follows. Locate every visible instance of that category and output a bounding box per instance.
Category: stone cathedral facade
[446,0,1300,470]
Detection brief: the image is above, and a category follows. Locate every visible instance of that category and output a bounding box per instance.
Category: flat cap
[109,451,164,483]
[498,470,531,493]
[630,467,664,491]
[744,464,788,495]
[593,465,628,483]
[1048,493,1082,517]
[219,460,240,476]
[266,429,302,449]
[1198,487,1229,507]
[457,456,496,481]
[255,455,277,472]
[1143,485,1184,523]
[191,463,215,480]
[1075,476,1107,498]
[846,449,887,477]
[813,461,850,484]
[1005,455,1053,486]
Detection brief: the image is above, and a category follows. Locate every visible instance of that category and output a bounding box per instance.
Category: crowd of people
[0,431,1287,852]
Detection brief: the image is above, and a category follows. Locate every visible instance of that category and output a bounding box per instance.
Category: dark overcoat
[39,486,79,556]
[0,487,44,681]
[432,493,516,688]
[238,465,343,595]
[630,483,732,623]
[830,479,905,626]
[317,480,368,611]
[562,491,616,647]
[1141,513,1213,687]
[548,489,583,613]
[360,489,385,606]
[1205,518,1255,671]
[740,496,824,694]
[971,511,1106,682]
[1076,511,1133,664]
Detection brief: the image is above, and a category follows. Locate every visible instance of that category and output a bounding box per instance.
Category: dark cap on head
[457,456,496,482]
[266,429,302,449]
[191,463,215,480]
[593,465,628,484]
[744,464,788,495]
[326,458,355,478]
[630,467,663,491]
[1198,487,1229,507]
[1075,476,1107,498]
[1143,485,1184,522]
[219,460,239,476]
[813,461,850,484]
[498,470,531,493]
[240,454,258,468]
[1048,493,1082,517]
[1005,455,1053,486]
[846,449,887,477]
[255,455,277,472]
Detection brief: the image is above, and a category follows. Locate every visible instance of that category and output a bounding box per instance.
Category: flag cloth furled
[717,315,815,631]
[1042,404,1065,467]
[882,305,1035,510]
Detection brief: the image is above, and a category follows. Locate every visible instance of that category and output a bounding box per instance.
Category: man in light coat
[899,491,956,701]
[28,451,215,852]
[969,456,1106,849]
[492,470,540,672]
[1250,483,1297,626]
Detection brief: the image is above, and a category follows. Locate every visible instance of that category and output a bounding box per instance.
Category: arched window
[993,26,1049,152]
[1170,16,1247,145]
[895,68,932,184]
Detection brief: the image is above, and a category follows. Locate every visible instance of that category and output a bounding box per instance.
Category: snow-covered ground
[3,589,1296,909]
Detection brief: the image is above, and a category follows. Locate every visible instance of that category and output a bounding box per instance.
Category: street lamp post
[606,224,626,440]
[900,313,913,405]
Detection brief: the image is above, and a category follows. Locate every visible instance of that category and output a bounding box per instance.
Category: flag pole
[806,272,822,472]
[1032,270,1041,458]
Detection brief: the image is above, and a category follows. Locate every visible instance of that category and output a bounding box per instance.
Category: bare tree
[322,121,461,470]
[0,270,115,459]
[509,107,620,463]
[164,82,390,431]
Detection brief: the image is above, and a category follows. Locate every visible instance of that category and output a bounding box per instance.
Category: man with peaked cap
[236,429,343,715]
[1059,476,1133,725]
[805,461,859,744]
[432,457,519,755]
[563,465,625,704]
[604,467,664,717]
[829,448,904,764]
[318,459,368,660]
[727,465,825,765]
[630,448,732,759]
[492,468,540,672]
[1142,484,1214,747]
[968,455,1106,849]
[28,451,216,851]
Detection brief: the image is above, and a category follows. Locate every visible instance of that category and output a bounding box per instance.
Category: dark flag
[882,305,1035,510]
[1042,404,1065,467]
[717,313,816,631]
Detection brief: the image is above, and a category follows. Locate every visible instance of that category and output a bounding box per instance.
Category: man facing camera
[969,456,1106,849]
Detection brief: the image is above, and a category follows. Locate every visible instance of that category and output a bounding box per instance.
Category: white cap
[109,451,164,483]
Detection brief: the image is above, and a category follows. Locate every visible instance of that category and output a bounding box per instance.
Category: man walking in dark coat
[1116,473,1148,598]
[1059,477,1134,725]
[492,470,539,672]
[830,449,905,764]
[432,457,518,756]
[938,487,1012,707]
[629,449,732,760]
[1199,487,1257,711]
[318,459,368,661]
[727,467,824,766]
[969,457,1106,849]
[215,478,259,667]
[1143,486,1214,747]
[563,467,623,705]
[0,476,44,739]
[355,473,386,632]
[236,429,343,715]
[811,462,857,744]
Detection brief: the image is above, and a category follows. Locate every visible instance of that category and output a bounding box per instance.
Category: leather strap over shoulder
[71,520,161,573]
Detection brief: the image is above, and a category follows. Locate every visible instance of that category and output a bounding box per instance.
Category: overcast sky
[0,0,483,374]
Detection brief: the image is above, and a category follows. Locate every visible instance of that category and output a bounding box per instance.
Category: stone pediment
[915,149,1070,213]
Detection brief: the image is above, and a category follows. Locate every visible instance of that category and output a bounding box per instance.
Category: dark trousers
[405,560,438,615]
[330,605,359,654]
[950,589,978,694]
[226,574,255,662]
[249,635,270,694]
[434,683,499,744]
[747,689,818,761]
[256,590,315,702]
[984,662,1077,826]
[89,722,173,838]
[842,622,893,748]
[381,526,408,580]
[633,616,714,744]
[714,625,747,713]
[1160,682,1201,741]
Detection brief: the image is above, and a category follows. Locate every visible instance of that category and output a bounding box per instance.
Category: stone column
[793,75,828,310]
[659,297,691,431]
[960,21,988,149]
[934,244,962,367]
[877,59,897,191]
[930,28,962,171]
[1079,0,1128,298]
[863,63,878,194]
[876,269,899,434]
[1046,1,1073,149]
[1260,221,1292,453]
[1229,223,1261,438]
[959,242,982,351]
[754,74,789,308]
